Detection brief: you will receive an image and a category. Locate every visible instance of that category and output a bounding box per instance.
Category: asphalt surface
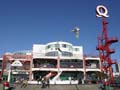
[0,84,119,90]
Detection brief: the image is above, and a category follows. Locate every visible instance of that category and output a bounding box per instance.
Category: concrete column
[83,56,86,80]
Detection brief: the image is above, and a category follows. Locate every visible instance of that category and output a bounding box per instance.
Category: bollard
[3,81,9,90]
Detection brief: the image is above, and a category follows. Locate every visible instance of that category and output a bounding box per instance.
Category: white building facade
[0,41,101,84]
[32,41,101,83]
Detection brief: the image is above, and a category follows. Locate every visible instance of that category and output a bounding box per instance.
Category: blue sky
[0,0,120,62]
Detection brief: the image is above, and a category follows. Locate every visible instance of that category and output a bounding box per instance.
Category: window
[46,51,58,56]
[62,44,67,48]
[62,51,73,56]
[74,48,79,51]
[46,45,51,49]
[55,44,60,49]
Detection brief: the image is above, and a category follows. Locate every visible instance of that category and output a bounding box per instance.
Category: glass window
[62,51,73,56]
[69,46,73,51]
[55,44,60,49]
[74,48,79,51]
[46,45,50,49]
[46,51,58,56]
[62,44,67,48]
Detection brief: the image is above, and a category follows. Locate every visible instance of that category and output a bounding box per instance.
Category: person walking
[37,76,41,85]
[41,78,46,88]
[46,78,50,88]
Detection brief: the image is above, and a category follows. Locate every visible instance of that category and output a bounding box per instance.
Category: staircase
[52,71,62,81]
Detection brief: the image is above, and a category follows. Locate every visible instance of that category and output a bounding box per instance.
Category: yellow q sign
[96,5,109,18]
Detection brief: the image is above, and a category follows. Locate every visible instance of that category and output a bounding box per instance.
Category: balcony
[34,63,56,68]
[60,63,83,68]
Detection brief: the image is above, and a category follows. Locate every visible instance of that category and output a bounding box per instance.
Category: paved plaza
[0,84,119,90]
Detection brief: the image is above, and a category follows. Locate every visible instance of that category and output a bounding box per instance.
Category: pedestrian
[37,76,41,85]
[68,77,72,84]
[41,78,46,88]
[100,80,104,90]
[46,78,50,88]
[78,78,82,84]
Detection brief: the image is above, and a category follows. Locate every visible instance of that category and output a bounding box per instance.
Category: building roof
[13,50,32,55]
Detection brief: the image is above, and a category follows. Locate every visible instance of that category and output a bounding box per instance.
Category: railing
[34,64,56,68]
[60,64,83,68]
[86,64,100,69]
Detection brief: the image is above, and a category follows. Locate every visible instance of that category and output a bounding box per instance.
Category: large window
[86,60,100,69]
[60,59,83,68]
[46,51,73,57]
[62,51,73,56]
[62,44,73,51]
[74,48,79,51]
[46,45,51,49]
[45,51,58,56]
[60,71,83,80]
[62,44,67,48]
[46,44,59,49]
[33,59,57,68]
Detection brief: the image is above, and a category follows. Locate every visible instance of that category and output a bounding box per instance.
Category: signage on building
[11,60,23,67]
[96,5,109,17]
